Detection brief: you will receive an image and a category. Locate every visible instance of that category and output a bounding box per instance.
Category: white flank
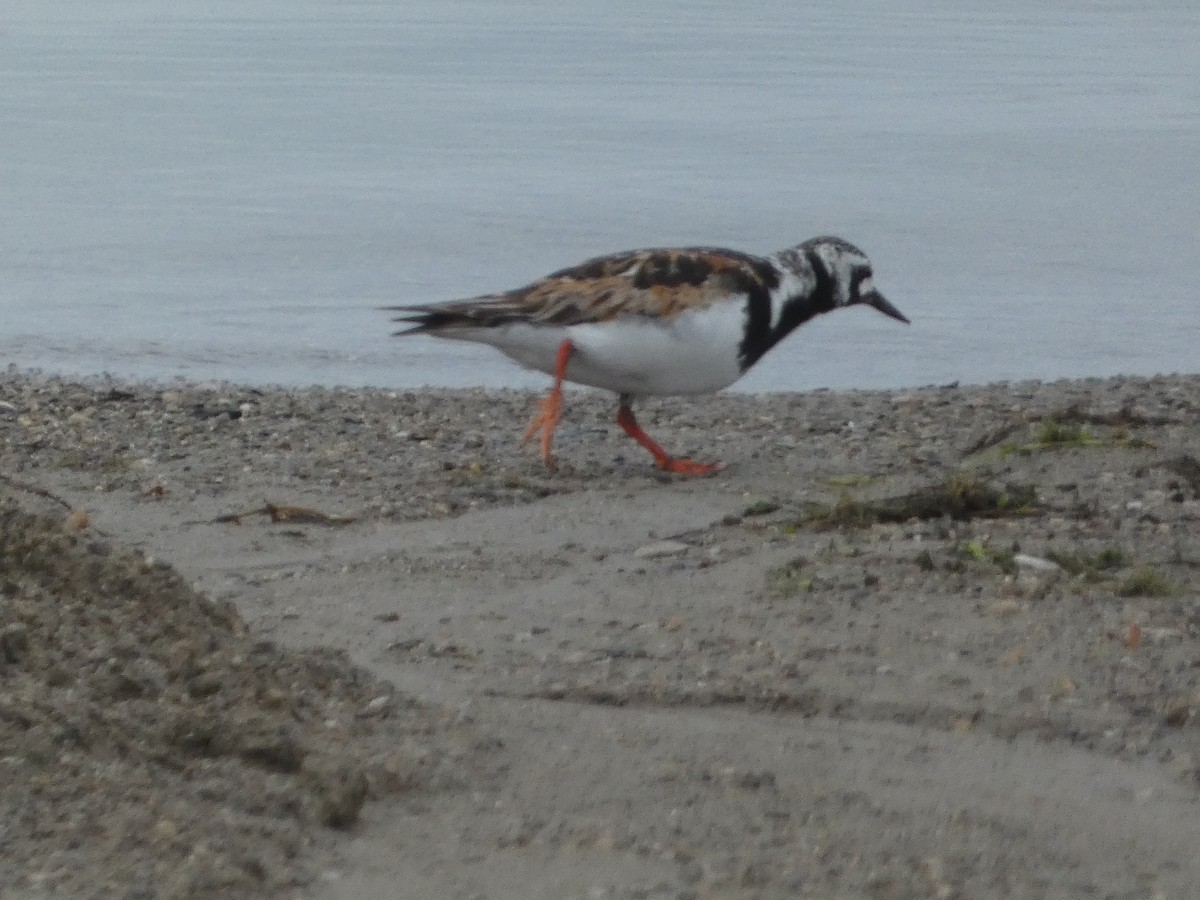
[438,301,748,397]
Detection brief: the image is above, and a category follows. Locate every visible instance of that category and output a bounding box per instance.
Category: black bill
[866,290,910,324]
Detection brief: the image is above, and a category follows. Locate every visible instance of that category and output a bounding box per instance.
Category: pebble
[634,540,690,560]
[1162,699,1191,726]
[1013,553,1063,574]
[64,509,90,531]
[0,622,30,663]
[361,695,391,716]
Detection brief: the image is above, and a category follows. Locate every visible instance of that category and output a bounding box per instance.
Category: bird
[388,236,909,475]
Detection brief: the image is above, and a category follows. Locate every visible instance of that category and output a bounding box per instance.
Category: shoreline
[3,367,1200,898]
[7,359,1200,394]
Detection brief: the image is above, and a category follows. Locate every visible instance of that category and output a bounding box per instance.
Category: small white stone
[634,540,689,559]
[363,695,391,716]
[1013,553,1063,573]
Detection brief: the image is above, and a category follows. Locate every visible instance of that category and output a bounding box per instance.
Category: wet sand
[2,369,1199,898]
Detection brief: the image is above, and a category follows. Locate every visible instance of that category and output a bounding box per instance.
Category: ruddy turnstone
[389,236,908,475]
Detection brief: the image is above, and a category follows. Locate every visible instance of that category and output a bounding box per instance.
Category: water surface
[3,1,1197,390]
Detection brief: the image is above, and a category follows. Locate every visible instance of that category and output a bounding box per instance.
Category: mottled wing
[388,247,780,335]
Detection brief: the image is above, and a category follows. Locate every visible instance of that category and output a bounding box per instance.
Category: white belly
[442,304,747,397]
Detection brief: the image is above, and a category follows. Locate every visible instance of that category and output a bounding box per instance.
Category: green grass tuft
[1044,545,1128,579]
[766,556,813,598]
[1116,567,1179,598]
[742,498,781,517]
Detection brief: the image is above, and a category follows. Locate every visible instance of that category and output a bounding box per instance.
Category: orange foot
[616,405,724,477]
[519,339,575,472]
[520,388,564,471]
[658,456,725,477]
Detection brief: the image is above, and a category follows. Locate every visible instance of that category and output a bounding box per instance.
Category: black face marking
[732,248,792,370]
[737,247,839,372]
[849,265,870,302]
[773,248,836,332]
[736,279,773,372]
[803,247,836,309]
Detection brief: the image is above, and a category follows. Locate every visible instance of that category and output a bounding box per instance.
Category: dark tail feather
[383,298,524,335]
[391,322,431,337]
[385,306,471,336]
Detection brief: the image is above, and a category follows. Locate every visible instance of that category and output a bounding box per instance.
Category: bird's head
[805,236,909,324]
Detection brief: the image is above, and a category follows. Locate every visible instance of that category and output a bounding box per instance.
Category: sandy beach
[3,368,1200,899]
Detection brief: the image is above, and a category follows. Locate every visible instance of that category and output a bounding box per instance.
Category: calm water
[3,0,1198,391]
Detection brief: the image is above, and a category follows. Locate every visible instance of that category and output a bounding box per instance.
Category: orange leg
[520,339,574,471]
[616,401,724,476]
